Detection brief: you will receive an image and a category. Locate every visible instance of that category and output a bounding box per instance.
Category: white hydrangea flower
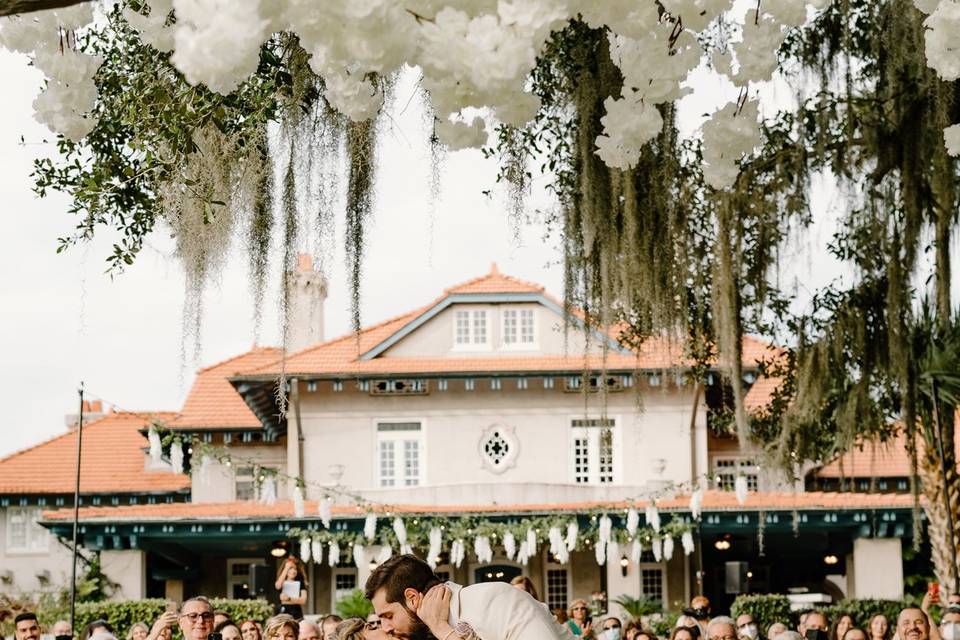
[124,0,176,53]
[577,0,660,39]
[610,27,700,104]
[944,124,960,157]
[33,49,102,83]
[924,0,960,81]
[659,0,733,33]
[435,116,488,150]
[701,98,762,190]
[734,16,789,84]
[322,71,384,121]
[171,0,269,95]
[33,77,99,141]
[595,93,664,170]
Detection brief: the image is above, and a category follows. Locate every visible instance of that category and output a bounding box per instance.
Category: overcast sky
[0,34,853,460]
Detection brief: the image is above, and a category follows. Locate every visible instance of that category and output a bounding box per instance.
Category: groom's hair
[364,554,442,604]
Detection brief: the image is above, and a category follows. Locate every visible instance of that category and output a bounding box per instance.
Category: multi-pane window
[333,570,358,603]
[503,308,536,346]
[713,458,759,491]
[226,558,265,599]
[235,466,277,501]
[377,422,423,487]
[454,310,488,346]
[640,567,665,603]
[6,507,49,553]
[571,419,617,484]
[546,567,570,613]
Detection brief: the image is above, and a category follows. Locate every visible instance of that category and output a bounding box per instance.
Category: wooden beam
[0,0,88,17]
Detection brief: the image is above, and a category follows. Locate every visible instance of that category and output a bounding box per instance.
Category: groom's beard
[387,607,434,640]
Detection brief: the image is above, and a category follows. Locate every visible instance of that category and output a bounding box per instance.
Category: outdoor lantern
[715,538,731,551]
[270,540,289,557]
[824,554,839,565]
[620,555,629,577]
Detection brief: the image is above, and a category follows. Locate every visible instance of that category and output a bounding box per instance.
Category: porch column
[850,538,903,599]
[165,579,185,603]
[606,555,640,622]
[101,549,147,600]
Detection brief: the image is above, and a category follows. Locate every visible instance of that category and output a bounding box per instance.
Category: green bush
[73,598,273,638]
[731,595,795,631]
[823,600,905,629]
[334,590,373,620]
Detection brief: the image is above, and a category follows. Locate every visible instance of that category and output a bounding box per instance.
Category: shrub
[334,590,373,620]
[72,598,273,639]
[731,595,795,631]
[823,600,905,630]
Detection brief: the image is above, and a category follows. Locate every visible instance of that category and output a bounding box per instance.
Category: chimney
[65,400,106,429]
[286,253,327,353]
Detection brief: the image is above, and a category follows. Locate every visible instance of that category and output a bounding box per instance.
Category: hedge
[73,598,274,638]
[731,595,911,633]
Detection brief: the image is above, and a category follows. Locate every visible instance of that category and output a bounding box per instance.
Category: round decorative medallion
[478,423,519,474]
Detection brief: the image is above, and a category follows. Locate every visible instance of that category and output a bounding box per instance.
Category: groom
[366,554,569,639]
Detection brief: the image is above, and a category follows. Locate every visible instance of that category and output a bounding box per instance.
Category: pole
[932,379,960,595]
[69,383,85,634]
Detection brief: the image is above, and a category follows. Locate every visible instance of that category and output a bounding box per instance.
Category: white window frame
[568,416,621,485]
[374,419,427,488]
[331,567,359,607]
[544,561,572,613]
[501,307,538,350]
[711,456,760,492]
[226,557,266,599]
[637,561,668,606]
[452,308,491,351]
[5,506,49,555]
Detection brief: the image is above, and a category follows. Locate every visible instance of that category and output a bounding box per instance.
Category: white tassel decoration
[311,538,323,565]
[393,518,408,545]
[328,541,340,567]
[364,513,377,541]
[526,527,537,551]
[319,496,333,528]
[293,486,305,518]
[652,536,663,562]
[631,538,643,563]
[353,544,366,569]
[503,531,517,560]
[451,539,465,567]
[400,544,413,555]
[170,440,184,474]
[375,545,392,565]
[427,527,443,567]
[474,535,492,563]
[663,536,674,560]
[556,543,569,565]
[594,540,607,565]
[690,487,704,520]
[148,428,162,465]
[196,455,212,488]
[566,521,579,551]
[681,531,695,556]
[548,526,563,556]
[517,540,531,565]
[735,475,749,505]
[626,507,639,536]
[300,538,311,563]
[599,515,612,543]
[645,503,661,532]
[259,475,277,505]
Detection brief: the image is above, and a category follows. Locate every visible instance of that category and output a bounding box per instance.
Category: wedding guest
[216,621,243,640]
[869,615,890,640]
[331,617,388,640]
[566,599,594,637]
[127,623,150,640]
[275,557,309,620]
[265,615,299,640]
[831,614,854,640]
[510,575,540,601]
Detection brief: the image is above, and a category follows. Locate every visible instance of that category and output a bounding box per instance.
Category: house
[27,261,913,614]
[0,407,189,595]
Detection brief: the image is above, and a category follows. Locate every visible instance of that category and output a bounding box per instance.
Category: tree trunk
[0,0,87,17]
[920,445,960,594]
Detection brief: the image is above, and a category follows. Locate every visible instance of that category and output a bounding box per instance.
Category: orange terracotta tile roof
[0,412,190,495]
[41,490,914,523]
[243,267,775,378]
[168,347,282,429]
[744,375,782,411]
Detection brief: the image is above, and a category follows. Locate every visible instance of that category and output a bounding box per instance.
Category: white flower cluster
[922,0,960,81]
[945,124,960,157]
[0,4,101,141]
[701,99,763,190]
[1,0,843,183]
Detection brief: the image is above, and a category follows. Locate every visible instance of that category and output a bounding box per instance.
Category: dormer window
[454,309,489,348]
[502,308,536,347]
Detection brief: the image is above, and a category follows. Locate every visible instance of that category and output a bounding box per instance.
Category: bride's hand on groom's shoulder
[417,584,452,632]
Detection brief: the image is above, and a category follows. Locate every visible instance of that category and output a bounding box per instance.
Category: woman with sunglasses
[331,617,388,640]
[566,600,595,638]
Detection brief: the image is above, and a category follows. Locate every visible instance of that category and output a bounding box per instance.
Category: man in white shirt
[366,554,567,640]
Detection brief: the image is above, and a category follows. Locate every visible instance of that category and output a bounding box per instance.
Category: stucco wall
[296,381,705,499]
[0,507,73,593]
[192,444,288,503]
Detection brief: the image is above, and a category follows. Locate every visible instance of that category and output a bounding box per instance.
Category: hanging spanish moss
[247,132,274,342]
[345,117,378,335]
